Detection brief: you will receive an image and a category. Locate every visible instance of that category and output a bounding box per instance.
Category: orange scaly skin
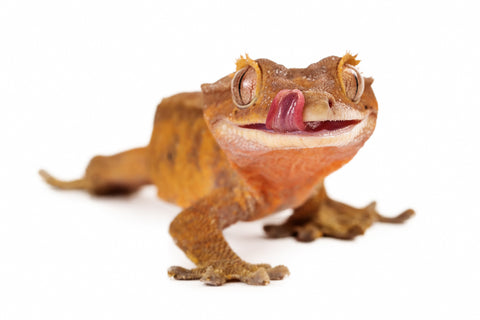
[40,54,414,286]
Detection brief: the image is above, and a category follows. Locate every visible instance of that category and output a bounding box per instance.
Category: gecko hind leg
[40,147,152,196]
[264,185,414,242]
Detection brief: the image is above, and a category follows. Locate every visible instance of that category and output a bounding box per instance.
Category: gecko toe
[266,265,290,280]
[243,268,270,286]
[200,266,227,286]
[168,265,203,280]
[294,224,323,242]
[264,224,294,238]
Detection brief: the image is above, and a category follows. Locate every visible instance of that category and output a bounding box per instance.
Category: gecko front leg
[168,187,289,286]
[264,183,414,242]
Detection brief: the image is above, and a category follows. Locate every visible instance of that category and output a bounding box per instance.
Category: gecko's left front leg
[264,182,414,242]
[168,187,289,286]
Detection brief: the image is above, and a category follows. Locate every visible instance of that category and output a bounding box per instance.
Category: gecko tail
[39,169,88,190]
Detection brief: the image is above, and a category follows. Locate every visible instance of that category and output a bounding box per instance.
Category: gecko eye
[231,66,258,108]
[342,65,365,103]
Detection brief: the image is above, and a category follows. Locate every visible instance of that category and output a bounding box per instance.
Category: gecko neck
[226,145,362,216]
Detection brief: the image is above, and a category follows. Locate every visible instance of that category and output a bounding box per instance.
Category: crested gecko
[40,54,414,286]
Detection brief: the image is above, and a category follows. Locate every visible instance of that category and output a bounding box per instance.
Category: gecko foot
[168,261,289,286]
[264,201,415,242]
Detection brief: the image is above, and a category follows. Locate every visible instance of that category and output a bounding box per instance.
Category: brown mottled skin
[40,54,414,286]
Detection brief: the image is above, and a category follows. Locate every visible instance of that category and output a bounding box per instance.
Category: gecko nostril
[328,98,334,109]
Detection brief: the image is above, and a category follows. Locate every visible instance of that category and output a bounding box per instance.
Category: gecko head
[201,54,378,154]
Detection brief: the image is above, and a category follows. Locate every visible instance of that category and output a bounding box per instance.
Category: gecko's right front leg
[167,188,289,286]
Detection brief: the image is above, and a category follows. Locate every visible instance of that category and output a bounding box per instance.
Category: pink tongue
[266,89,305,132]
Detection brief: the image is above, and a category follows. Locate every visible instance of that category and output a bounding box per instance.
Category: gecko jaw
[214,112,376,150]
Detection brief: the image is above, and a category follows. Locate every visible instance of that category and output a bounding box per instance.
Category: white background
[1,0,479,319]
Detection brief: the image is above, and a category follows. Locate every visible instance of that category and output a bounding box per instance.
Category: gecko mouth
[240,119,361,135]
[216,114,374,150]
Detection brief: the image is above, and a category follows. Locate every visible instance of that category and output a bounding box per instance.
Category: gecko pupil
[353,72,358,98]
[238,71,247,103]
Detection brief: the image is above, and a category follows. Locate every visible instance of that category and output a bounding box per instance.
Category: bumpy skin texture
[40,54,414,286]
